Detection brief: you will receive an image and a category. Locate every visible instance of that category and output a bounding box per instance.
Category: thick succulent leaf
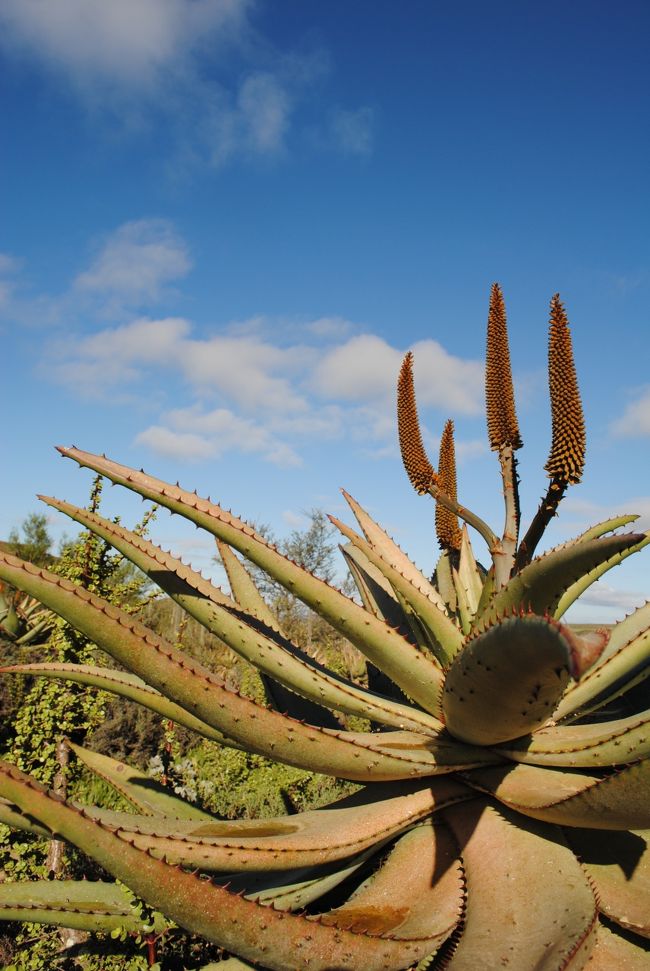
[341,490,449,615]
[340,544,415,640]
[43,497,432,734]
[320,821,462,948]
[553,619,650,722]
[435,550,457,614]
[57,448,445,715]
[232,848,379,911]
[565,828,650,939]
[456,525,484,615]
[217,538,341,728]
[69,742,217,820]
[0,662,237,746]
[452,566,472,636]
[75,778,474,872]
[340,545,420,707]
[0,554,490,782]
[586,922,650,968]
[474,563,495,617]
[216,537,279,629]
[560,514,640,549]
[599,600,650,663]
[0,796,51,837]
[462,760,650,829]
[330,515,463,666]
[480,533,647,626]
[442,614,575,745]
[495,709,650,767]
[441,801,598,970]
[0,761,465,971]
[0,879,168,934]
[202,960,258,971]
[554,533,650,619]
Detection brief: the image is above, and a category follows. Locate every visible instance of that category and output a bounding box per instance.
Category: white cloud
[312,335,403,401]
[571,580,647,612]
[0,1,372,169]
[312,335,484,415]
[329,107,374,156]
[137,406,301,467]
[0,252,21,310]
[78,317,191,362]
[179,335,311,413]
[304,316,352,338]
[75,220,192,306]
[0,0,249,89]
[42,264,487,468]
[135,426,218,462]
[238,73,290,154]
[49,317,191,395]
[611,387,650,438]
[0,253,21,275]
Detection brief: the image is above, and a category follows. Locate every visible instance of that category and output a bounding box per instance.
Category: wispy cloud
[0,0,373,169]
[0,253,21,312]
[74,220,192,309]
[560,495,650,534]
[574,580,647,613]
[136,406,301,466]
[329,107,375,156]
[611,386,650,438]
[47,312,486,467]
[14,219,486,469]
[312,334,484,414]
[0,0,250,90]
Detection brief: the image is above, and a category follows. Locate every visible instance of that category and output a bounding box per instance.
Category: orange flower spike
[397,351,438,494]
[544,294,586,485]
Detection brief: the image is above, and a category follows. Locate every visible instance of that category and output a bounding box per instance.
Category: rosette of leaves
[0,286,649,970]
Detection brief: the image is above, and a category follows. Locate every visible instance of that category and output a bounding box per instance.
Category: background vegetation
[0,493,359,969]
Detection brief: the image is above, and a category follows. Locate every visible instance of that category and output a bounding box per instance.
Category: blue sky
[2,0,649,622]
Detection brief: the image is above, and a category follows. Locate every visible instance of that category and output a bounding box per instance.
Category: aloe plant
[0,286,649,970]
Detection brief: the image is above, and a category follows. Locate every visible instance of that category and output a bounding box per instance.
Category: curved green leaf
[0,553,489,782]
[441,801,598,969]
[329,514,462,666]
[57,448,446,714]
[320,821,462,949]
[554,533,650,619]
[553,622,650,722]
[587,922,650,968]
[43,496,436,734]
[341,490,449,615]
[564,828,650,939]
[443,615,574,745]
[0,662,238,746]
[462,760,650,830]
[0,760,468,971]
[69,742,218,820]
[495,710,650,768]
[0,796,51,837]
[66,778,473,873]
[480,533,646,626]
[0,879,168,934]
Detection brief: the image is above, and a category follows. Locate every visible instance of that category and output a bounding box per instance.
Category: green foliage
[165,741,357,820]
[7,513,54,569]
[0,479,160,970]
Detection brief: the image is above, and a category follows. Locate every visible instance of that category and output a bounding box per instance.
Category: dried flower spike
[486,283,522,451]
[436,419,463,551]
[544,294,586,484]
[397,352,437,494]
